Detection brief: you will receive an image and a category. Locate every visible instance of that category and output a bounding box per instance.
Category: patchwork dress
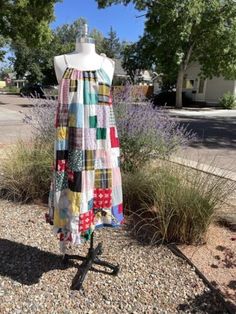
[46,58,123,252]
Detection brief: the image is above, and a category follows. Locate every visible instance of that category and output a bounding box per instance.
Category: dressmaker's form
[46,24,124,290]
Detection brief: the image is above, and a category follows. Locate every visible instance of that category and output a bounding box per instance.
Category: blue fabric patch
[56,139,68,150]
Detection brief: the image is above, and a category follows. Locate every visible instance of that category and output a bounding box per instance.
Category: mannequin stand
[62,233,120,290]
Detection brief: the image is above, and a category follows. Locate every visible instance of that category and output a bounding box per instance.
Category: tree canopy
[97,0,236,107]
[0,0,60,45]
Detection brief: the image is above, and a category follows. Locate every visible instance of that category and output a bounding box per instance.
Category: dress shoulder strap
[64,54,69,67]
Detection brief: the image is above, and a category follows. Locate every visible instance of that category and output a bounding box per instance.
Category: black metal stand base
[62,233,119,291]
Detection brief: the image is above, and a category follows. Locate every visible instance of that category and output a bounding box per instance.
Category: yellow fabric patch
[99,84,110,96]
[68,113,76,127]
[53,207,67,228]
[68,190,81,214]
[57,127,68,140]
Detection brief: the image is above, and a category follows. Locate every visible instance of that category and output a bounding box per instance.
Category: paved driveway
[0,95,33,145]
[169,109,236,172]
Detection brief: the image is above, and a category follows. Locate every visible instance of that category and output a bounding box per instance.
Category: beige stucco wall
[184,63,236,104]
[0,81,6,88]
[205,77,235,104]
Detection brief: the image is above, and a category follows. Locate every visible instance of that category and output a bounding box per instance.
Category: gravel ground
[0,200,227,314]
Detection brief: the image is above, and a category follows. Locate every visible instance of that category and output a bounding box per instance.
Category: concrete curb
[169,156,236,182]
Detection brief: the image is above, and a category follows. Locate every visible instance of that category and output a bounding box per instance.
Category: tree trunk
[176,64,184,109]
[175,43,195,109]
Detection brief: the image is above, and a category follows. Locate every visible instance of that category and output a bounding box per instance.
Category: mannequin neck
[75,42,97,55]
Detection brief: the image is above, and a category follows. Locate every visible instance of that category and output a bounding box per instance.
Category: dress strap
[64,54,69,67]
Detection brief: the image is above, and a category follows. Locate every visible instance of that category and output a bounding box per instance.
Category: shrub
[219,92,236,109]
[113,84,196,172]
[0,139,53,202]
[123,162,235,244]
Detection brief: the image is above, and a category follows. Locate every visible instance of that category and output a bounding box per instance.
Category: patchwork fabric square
[84,128,96,150]
[57,159,67,172]
[69,79,77,92]
[68,103,84,128]
[109,106,116,126]
[96,106,110,128]
[93,188,112,209]
[82,170,95,192]
[112,167,122,188]
[84,104,96,128]
[96,128,107,140]
[95,149,112,169]
[57,127,68,140]
[112,185,123,205]
[110,127,120,148]
[58,79,69,105]
[112,204,124,224]
[68,149,83,171]
[68,127,82,150]
[80,189,94,213]
[55,171,68,192]
[56,150,68,162]
[83,150,95,170]
[79,209,95,232]
[89,115,97,128]
[95,169,112,188]
[84,79,98,105]
[67,190,82,215]
[68,171,82,192]
[56,103,69,127]
[56,139,68,151]
[98,83,110,105]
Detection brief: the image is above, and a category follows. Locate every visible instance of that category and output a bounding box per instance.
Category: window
[198,78,205,93]
[183,79,194,89]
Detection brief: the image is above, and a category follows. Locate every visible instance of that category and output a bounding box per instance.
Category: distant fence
[112,85,154,99]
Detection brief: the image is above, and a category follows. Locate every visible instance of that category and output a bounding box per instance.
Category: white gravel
[0,200,227,313]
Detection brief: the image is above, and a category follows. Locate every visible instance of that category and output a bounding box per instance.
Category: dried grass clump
[123,162,235,245]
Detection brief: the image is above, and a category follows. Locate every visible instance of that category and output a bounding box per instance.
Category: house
[113,59,152,85]
[5,72,27,89]
[183,62,236,105]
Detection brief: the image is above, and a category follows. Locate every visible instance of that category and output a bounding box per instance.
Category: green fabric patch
[89,115,97,128]
[55,171,68,191]
[68,150,83,171]
[96,128,107,140]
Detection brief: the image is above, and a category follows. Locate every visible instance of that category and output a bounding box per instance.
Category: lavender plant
[22,96,57,143]
[113,84,196,172]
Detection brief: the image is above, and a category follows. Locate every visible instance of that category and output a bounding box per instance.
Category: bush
[113,84,196,172]
[123,162,235,244]
[0,139,53,202]
[219,92,236,109]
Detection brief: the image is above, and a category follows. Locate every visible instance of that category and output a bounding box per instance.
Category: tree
[97,0,236,108]
[11,18,109,85]
[102,27,122,58]
[0,1,60,45]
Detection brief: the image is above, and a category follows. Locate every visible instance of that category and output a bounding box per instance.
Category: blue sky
[51,0,145,42]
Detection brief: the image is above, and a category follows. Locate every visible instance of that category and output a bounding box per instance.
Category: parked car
[151,90,192,107]
[20,83,46,98]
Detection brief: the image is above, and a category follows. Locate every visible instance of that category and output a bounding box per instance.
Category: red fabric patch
[59,233,72,242]
[110,127,119,148]
[93,188,112,209]
[108,94,112,106]
[67,169,74,181]
[118,203,123,214]
[79,209,95,232]
[58,160,67,171]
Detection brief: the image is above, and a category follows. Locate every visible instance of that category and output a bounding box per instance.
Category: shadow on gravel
[0,238,73,285]
[177,116,236,150]
[177,289,235,313]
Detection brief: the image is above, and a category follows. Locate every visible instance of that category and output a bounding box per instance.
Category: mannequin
[48,24,122,291]
[54,24,115,83]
